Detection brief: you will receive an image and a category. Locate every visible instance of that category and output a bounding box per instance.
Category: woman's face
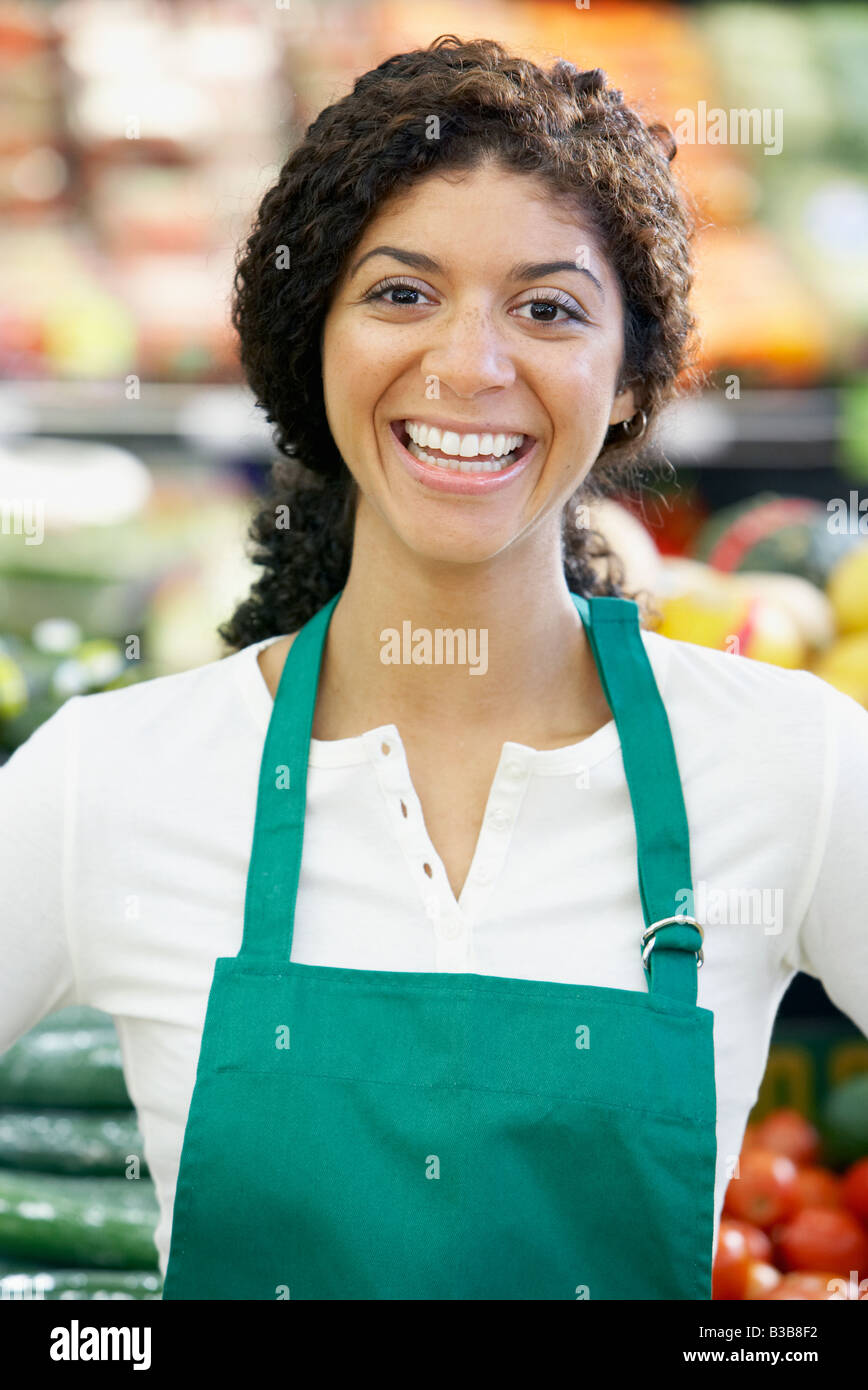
[321,160,636,566]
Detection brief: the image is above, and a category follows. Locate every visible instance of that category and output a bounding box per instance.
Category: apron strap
[241,587,702,1006]
[240,589,340,965]
[572,594,702,1005]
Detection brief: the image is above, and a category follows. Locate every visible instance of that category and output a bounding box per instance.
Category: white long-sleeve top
[2,626,867,1282]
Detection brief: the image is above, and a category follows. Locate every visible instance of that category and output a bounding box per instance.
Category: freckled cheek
[323,335,403,469]
[323,339,366,422]
[326,328,406,417]
[545,364,615,449]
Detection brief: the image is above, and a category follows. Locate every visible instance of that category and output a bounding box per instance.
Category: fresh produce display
[691,493,864,589]
[722,1148,801,1229]
[585,497,665,627]
[0,1007,161,1297]
[809,632,868,707]
[601,490,868,707]
[775,1208,868,1281]
[0,2,280,382]
[0,1109,147,1176]
[0,1264,162,1300]
[715,1101,868,1299]
[793,1167,843,1210]
[827,543,868,634]
[0,624,145,753]
[693,3,868,379]
[0,446,261,749]
[0,1025,132,1108]
[0,1170,159,1270]
[820,1073,868,1166]
[651,568,812,669]
[0,1,865,387]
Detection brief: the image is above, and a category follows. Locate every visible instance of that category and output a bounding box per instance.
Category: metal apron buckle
[642,914,705,968]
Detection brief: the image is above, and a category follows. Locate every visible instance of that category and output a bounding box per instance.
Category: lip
[388,420,539,496]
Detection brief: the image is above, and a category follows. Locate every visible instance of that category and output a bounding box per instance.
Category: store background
[1,0,867,1298]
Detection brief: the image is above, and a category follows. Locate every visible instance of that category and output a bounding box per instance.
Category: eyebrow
[348,245,605,298]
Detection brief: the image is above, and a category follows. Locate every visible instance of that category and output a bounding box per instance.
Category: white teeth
[403,420,525,460]
[405,441,521,472]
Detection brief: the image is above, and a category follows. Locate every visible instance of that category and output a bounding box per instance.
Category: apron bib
[162,591,716,1300]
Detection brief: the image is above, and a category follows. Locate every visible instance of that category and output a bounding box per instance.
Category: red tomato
[755,1108,820,1167]
[724,1149,800,1230]
[793,1166,842,1210]
[739,1123,763,1154]
[758,1271,851,1301]
[776,1206,868,1280]
[720,1217,773,1262]
[712,1222,752,1299]
[742,1260,782,1299]
[841,1158,868,1225]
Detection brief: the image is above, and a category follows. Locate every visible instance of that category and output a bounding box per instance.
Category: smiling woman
[169,37,718,1301]
[156,33,732,1302]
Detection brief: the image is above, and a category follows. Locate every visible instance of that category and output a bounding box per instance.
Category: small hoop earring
[620,409,647,441]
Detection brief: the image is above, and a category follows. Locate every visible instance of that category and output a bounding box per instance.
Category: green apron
[162,590,716,1300]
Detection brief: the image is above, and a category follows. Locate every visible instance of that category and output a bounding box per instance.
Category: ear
[608,384,637,428]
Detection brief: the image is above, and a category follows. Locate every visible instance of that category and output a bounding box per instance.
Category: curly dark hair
[218,34,700,650]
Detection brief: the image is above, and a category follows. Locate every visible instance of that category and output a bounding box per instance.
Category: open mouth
[390,420,535,474]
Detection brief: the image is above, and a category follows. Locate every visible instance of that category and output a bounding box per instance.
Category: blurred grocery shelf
[0,381,274,457]
[657,388,841,469]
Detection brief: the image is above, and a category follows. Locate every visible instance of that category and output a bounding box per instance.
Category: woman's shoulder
[643,624,836,702]
[641,625,868,762]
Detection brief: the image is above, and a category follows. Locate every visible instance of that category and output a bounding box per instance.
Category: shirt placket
[365,728,530,972]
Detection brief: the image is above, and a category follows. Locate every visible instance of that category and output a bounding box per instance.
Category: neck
[315,499,605,745]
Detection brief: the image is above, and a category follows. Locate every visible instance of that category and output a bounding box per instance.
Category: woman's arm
[793,678,868,1035]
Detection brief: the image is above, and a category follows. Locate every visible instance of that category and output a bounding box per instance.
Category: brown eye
[513,294,587,324]
[362,278,435,307]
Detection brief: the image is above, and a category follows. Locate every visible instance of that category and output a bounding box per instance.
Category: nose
[421,304,517,398]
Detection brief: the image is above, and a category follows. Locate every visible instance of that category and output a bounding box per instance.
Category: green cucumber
[0,1027,131,1107]
[0,1171,159,1270]
[0,1108,147,1176]
[0,1264,162,1299]
[820,1073,868,1167]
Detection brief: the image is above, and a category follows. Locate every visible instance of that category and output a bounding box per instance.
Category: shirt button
[488,807,512,831]
[474,865,493,885]
[503,759,525,780]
